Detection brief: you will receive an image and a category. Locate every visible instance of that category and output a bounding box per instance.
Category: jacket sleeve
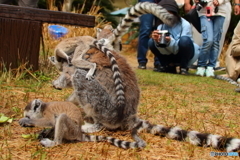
[231,21,240,57]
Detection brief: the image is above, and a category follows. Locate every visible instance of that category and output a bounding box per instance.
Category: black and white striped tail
[133,120,240,152]
[215,75,240,87]
[114,2,177,39]
[93,40,125,118]
[82,134,145,149]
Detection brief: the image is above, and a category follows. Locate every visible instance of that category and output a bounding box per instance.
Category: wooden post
[0,4,95,71]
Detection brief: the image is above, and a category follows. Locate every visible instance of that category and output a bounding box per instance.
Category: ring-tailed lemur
[49,36,95,71]
[52,44,137,127]
[49,31,115,80]
[19,99,145,149]
[53,48,240,152]
[215,75,240,87]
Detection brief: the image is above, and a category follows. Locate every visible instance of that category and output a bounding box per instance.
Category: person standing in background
[194,0,228,77]
[137,0,161,71]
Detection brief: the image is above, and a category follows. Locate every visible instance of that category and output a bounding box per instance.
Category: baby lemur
[49,25,116,80]
[19,99,145,148]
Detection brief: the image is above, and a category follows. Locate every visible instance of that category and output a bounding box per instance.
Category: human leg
[208,16,225,68]
[196,16,213,76]
[148,39,175,73]
[137,0,155,69]
[205,16,225,77]
[177,36,194,74]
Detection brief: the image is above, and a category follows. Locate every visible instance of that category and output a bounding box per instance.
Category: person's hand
[234,5,240,15]
[194,0,199,3]
[213,0,219,6]
[151,30,171,44]
[151,30,161,43]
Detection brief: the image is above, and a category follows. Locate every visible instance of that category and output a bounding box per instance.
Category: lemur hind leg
[40,113,82,147]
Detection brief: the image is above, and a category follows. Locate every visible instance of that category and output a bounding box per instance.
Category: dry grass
[0,45,240,159]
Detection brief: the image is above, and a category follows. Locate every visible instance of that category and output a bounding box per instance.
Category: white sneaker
[196,67,206,76]
[205,67,215,77]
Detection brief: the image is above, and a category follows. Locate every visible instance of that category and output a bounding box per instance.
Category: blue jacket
[155,18,200,66]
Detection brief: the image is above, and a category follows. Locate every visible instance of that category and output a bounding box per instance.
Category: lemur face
[24,99,44,119]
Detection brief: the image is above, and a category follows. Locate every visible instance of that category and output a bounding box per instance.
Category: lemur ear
[96,28,102,38]
[49,56,56,65]
[96,28,102,33]
[32,99,42,112]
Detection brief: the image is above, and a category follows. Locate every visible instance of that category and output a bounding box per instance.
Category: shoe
[138,63,146,69]
[180,68,189,75]
[155,66,166,72]
[196,67,206,76]
[153,64,161,71]
[166,66,177,74]
[205,66,215,77]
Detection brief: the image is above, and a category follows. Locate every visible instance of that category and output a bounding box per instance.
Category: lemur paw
[19,118,35,127]
[40,138,56,147]
[85,74,94,81]
[137,140,147,148]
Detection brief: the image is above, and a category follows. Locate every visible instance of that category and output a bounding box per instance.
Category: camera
[196,0,208,11]
[157,30,170,48]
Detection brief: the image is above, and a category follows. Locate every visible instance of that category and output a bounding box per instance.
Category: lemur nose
[99,39,105,44]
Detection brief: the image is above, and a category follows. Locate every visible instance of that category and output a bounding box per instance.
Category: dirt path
[121,43,155,70]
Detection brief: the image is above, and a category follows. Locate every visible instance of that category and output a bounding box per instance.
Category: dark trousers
[137,0,160,66]
[148,36,194,69]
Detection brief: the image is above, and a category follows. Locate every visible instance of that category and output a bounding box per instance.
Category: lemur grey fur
[19,99,145,149]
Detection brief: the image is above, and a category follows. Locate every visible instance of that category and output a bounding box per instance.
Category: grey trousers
[0,0,38,7]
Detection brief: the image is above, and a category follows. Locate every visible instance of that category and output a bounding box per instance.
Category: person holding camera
[194,0,228,77]
[148,0,200,75]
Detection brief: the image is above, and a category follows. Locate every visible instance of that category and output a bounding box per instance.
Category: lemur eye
[25,116,30,119]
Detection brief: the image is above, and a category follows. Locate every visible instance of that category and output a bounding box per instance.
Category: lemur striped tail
[215,75,240,87]
[112,2,177,50]
[82,134,146,149]
[93,40,125,117]
[133,120,240,152]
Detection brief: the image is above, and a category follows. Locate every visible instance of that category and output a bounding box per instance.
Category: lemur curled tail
[134,119,240,152]
[19,99,144,149]
[112,2,178,51]
[93,40,125,110]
